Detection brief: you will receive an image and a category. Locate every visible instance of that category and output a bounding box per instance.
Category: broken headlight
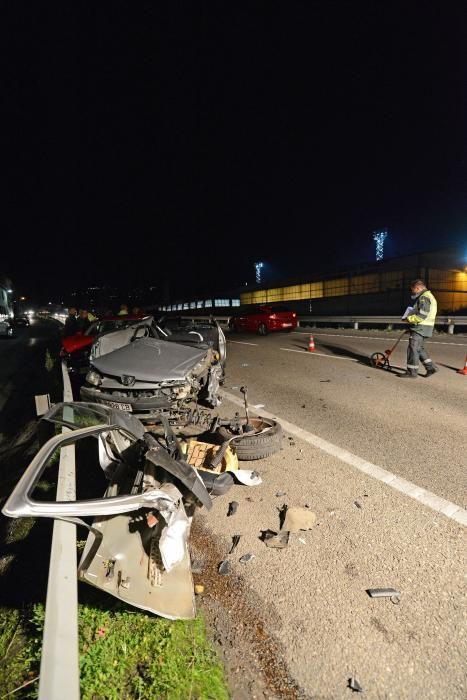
[86,369,102,386]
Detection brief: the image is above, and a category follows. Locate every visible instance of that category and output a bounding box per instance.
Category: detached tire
[218,418,282,461]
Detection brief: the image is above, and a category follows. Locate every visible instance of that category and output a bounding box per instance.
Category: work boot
[400,372,418,379]
[425,365,439,377]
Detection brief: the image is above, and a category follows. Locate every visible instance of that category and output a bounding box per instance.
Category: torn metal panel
[79,510,195,620]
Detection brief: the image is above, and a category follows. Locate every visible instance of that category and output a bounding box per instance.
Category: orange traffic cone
[308,335,316,352]
[458,355,467,375]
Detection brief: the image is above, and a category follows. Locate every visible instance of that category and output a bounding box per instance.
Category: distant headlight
[86,369,102,386]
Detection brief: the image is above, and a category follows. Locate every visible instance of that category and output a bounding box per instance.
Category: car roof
[101,314,147,321]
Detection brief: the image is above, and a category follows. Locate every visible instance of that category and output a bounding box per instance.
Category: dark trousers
[407,332,433,374]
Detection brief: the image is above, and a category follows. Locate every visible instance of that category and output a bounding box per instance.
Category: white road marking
[222,390,467,527]
[228,340,259,346]
[280,347,358,362]
[293,331,467,347]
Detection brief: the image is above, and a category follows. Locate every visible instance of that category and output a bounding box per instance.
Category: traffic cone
[308,334,316,352]
[458,355,467,375]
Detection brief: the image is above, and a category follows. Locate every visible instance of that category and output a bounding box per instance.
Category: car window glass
[42,402,113,429]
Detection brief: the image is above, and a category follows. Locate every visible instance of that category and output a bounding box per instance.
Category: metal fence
[39,362,79,699]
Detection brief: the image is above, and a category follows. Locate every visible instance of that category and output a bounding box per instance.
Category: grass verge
[0,598,227,700]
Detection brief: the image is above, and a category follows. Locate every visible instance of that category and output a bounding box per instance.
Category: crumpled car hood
[91,337,209,383]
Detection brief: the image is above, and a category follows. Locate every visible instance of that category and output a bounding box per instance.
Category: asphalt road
[198,328,467,699]
[0,319,61,444]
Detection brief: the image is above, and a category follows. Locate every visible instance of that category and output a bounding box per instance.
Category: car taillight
[269,314,277,320]
[292,313,296,318]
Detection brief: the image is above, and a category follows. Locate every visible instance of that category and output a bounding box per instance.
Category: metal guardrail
[38,362,79,699]
[296,315,467,333]
[178,313,467,333]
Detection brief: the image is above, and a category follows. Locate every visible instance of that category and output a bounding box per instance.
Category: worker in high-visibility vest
[402,279,438,378]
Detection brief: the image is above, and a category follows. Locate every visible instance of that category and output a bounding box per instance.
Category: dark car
[13,314,30,327]
[229,305,297,335]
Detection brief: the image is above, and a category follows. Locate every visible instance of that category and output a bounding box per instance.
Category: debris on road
[354,500,363,509]
[239,553,255,563]
[229,535,241,554]
[252,403,265,409]
[262,529,290,549]
[275,491,287,497]
[320,379,331,383]
[282,506,317,533]
[348,677,363,692]
[228,501,239,517]
[241,363,249,367]
[218,560,232,575]
[194,584,205,595]
[366,588,401,599]
[191,558,204,574]
[298,537,306,545]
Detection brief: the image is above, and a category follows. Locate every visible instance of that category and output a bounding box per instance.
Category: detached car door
[1,403,195,620]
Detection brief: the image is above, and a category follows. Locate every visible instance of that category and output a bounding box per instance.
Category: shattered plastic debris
[354,500,362,509]
[348,677,363,692]
[252,403,265,409]
[194,584,205,595]
[218,560,231,575]
[282,507,317,533]
[298,537,306,545]
[275,491,287,497]
[229,535,241,554]
[366,588,401,600]
[227,501,239,517]
[262,529,290,549]
[232,470,262,486]
[191,558,204,574]
[239,553,255,563]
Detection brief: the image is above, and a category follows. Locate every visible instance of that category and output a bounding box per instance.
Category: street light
[255,261,264,284]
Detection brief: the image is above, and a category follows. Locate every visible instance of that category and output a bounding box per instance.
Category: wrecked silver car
[80,319,226,425]
[2,402,260,619]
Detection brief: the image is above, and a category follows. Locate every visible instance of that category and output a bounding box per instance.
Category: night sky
[2,2,466,303]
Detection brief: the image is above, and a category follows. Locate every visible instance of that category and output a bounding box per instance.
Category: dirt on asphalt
[191,518,307,700]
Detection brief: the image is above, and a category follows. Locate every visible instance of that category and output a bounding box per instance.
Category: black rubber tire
[217,418,282,461]
[258,323,268,336]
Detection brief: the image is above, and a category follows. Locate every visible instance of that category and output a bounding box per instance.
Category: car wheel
[258,323,268,336]
[216,418,282,461]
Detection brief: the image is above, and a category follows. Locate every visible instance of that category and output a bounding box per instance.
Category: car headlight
[86,369,102,386]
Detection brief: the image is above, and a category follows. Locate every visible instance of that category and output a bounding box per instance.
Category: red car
[229,306,297,335]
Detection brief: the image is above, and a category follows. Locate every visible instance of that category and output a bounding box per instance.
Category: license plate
[104,401,133,411]
[282,322,292,327]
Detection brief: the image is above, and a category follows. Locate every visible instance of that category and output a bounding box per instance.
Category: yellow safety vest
[407,290,437,335]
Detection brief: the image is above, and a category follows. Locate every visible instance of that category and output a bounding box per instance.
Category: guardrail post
[448,323,455,335]
[353,322,359,330]
[38,363,79,700]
